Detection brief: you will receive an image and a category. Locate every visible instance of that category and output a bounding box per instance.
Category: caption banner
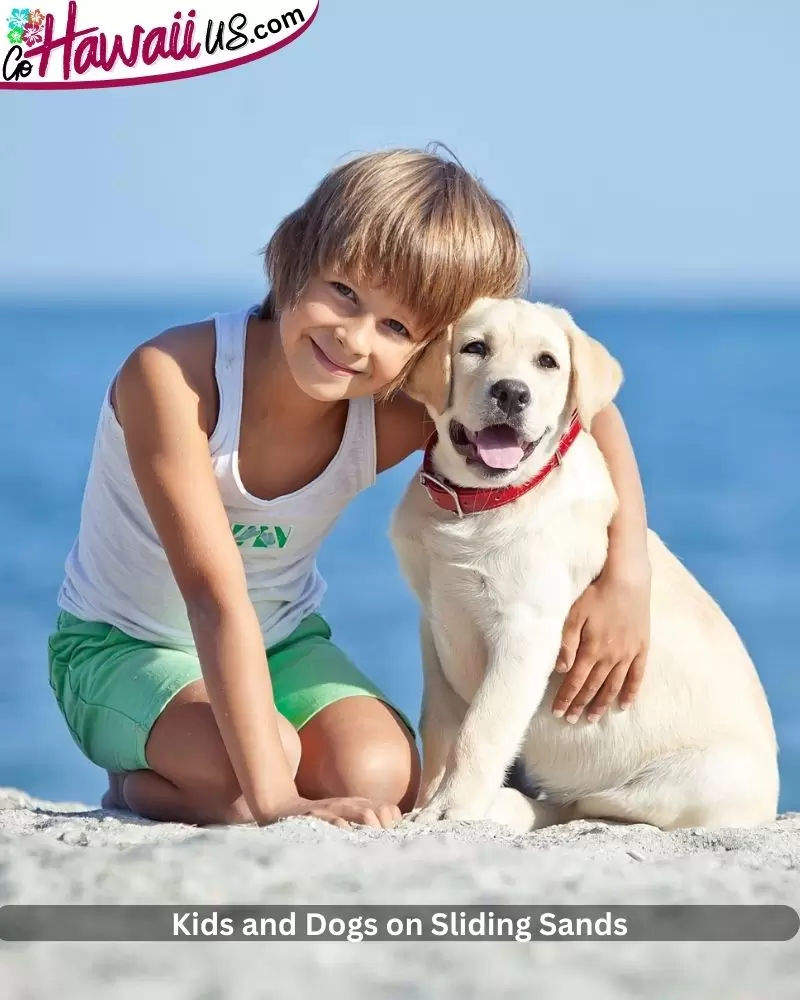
[0,905,797,942]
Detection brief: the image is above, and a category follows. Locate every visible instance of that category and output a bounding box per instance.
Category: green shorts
[48,610,415,773]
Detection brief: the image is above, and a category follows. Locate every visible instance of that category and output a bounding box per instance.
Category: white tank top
[58,305,377,648]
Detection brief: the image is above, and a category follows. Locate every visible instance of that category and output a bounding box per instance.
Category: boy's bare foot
[101,771,129,811]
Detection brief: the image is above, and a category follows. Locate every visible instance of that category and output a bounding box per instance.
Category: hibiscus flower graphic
[27,7,44,27]
[6,8,30,31]
[7,25,24,44]
[22,20,41,44]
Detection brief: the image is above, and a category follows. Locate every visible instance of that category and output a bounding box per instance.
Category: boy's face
[279,272,427,401]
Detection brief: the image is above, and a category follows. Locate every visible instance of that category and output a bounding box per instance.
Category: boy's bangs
[314,200,525,340]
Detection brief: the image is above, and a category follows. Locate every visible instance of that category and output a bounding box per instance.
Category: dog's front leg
[415,619,468,808]
[413,602,566,824]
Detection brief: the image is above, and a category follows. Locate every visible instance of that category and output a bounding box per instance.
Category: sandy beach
[1,786,798,998]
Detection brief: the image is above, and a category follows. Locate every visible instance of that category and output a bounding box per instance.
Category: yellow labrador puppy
[391,297,778,831]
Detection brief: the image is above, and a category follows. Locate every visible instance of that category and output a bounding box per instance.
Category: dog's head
[406,297,623,488]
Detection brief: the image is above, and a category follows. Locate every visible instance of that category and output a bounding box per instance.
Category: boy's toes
[101,771,129,811]
[100,790,117,810]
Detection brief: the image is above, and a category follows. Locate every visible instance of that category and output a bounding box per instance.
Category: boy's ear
[533,303,623,428]
[403,325,454,414]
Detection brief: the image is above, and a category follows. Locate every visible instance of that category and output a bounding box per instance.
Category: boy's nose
[336,316,372,356]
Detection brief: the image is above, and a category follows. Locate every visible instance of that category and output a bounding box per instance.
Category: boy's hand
[551,564,651,723]
[259,796,401,830]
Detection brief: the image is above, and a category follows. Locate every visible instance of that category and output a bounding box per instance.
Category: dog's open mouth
[449,420,539,472]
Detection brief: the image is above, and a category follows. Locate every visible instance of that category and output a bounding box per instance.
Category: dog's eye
[461,341,488,358]
[537,353,559,369]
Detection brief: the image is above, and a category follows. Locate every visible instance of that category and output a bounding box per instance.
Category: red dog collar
[419,411,583,518]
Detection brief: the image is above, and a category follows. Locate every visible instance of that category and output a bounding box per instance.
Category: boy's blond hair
[259,146,528,391]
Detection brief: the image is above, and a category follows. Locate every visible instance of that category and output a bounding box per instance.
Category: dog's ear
[534,303,623,428]
[403,325,454,414]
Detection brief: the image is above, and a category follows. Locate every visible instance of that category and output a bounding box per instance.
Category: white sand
[1,786,799,998]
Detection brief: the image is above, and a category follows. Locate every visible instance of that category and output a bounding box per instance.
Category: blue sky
[5,0,799,302]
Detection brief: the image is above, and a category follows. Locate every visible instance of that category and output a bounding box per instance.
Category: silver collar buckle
[419,470,465,519]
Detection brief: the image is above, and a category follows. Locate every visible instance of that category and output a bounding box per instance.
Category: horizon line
[2,279,800,311]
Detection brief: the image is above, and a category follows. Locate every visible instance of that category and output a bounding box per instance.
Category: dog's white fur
[390,298,778,831]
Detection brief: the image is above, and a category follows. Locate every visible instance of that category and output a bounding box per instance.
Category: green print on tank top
[231,524,293,549]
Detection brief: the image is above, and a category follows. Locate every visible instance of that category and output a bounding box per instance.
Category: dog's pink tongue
[474,425,524,469]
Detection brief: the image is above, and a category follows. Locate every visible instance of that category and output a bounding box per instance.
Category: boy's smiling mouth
[310,338,365,376]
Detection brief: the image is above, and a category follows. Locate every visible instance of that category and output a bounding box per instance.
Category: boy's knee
[356,751,419,811]
[187,717,301,817]
[183,753,241,808]
[200,719,299,824]
[207,795,254,826]
[295,699,420,810]
[333,729,420,811]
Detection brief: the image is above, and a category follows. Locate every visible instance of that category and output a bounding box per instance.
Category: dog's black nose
[490,379,531,416]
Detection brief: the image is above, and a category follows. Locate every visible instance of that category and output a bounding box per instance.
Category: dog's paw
[406,804,444,826]
[485,787,537,833]
[406,795,489,825]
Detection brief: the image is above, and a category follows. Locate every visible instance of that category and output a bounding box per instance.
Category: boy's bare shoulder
[112,319,219,435]
[375,391,433,472]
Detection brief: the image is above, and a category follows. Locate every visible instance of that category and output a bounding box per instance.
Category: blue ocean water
[2,298,798,812]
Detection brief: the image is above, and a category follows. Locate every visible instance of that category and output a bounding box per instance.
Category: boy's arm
[594,403,651,577]
[116,340,301,823]
[551,402,652,721]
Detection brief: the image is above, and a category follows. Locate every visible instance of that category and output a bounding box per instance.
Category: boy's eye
[385,318,410,337]
[537,352,559,369]
[461,340,488,358]
[331,281,357,302]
